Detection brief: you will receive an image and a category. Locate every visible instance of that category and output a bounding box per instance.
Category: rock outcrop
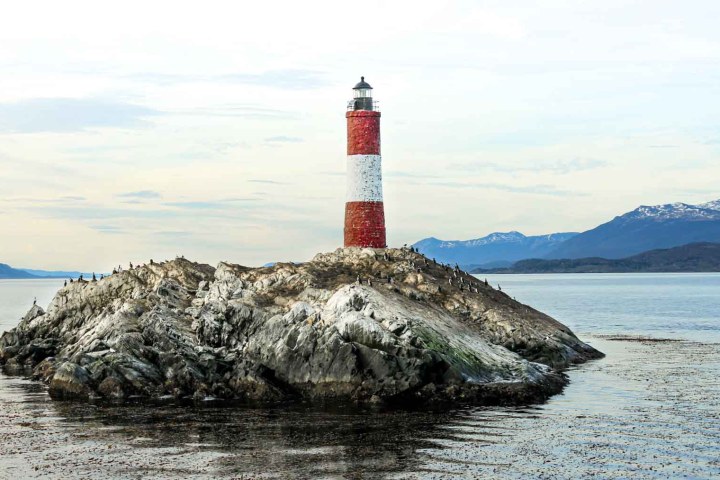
[0,248,602,406]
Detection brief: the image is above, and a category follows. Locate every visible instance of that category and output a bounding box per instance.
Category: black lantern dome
[351,76,374,111]
[353,76,373,90]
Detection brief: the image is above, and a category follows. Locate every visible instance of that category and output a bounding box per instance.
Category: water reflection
[2,340,720,478]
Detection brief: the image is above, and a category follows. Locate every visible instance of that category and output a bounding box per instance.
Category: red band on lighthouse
[344,201,386,247]
[344,77,386,248]
[347,111,380,155]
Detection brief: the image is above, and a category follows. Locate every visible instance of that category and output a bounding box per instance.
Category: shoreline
[1,334,717,478]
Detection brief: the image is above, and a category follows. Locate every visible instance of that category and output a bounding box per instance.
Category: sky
[1,0,719,270]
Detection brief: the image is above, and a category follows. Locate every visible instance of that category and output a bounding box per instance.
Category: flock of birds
[352,245,502,296]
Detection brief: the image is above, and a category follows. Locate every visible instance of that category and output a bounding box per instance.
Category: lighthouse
[344,77,386,248]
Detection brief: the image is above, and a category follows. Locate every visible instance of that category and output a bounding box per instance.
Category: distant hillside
[413,231,578,268]
[545,200,720,259]
[0,263,90,279]
[0,263,38,279]
[474,242,720,273]
[20,268,86,278]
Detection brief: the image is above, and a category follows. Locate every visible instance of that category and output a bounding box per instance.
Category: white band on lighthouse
[346,154,383,202]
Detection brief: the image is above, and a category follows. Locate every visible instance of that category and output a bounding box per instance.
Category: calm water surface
[482,273,720,343]
[0,275,718,479]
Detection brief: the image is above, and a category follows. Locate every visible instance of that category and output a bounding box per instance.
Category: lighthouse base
[344,201,386,248]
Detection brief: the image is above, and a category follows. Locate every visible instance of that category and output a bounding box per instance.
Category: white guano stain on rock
[0,248,602,406]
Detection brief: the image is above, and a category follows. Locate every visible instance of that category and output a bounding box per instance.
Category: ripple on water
[1,337,719,478]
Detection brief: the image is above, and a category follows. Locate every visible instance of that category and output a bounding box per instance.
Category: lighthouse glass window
[353,88,372,98]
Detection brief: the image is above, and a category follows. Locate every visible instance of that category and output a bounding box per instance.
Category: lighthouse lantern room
[344,77,387,248]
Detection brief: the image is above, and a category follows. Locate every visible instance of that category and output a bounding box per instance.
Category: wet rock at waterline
[0,248,602,406]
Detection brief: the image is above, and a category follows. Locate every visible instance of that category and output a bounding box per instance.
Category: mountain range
[0,263,38,279]
[474,242,720,273]
[413,232,578,269]
[414,198,720,268]
[0,264,88,280]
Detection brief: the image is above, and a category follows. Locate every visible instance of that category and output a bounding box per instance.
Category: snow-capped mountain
[621,202,720,222]
[413,231,578,267]
[546,199,720,259]
[413,198,720,266]
[699,199,720,211]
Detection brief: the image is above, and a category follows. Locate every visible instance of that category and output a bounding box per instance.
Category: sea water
[0,274,718,478]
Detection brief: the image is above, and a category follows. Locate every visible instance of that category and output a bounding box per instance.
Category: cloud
[154,231,192,237]
[0,98,158,133]
[117,190,162,199]
[163,201,227,209]
[91,225,125,235]
[174,105,295,120]
[219,69,327,90]
[453,158,607,175]
[428,181,581,196]
[264,136,303,143]
[1,195,85,204]
[126,69,327,90]
[221,197,262,202]
[248,179,289,185]
[22,196,267,225]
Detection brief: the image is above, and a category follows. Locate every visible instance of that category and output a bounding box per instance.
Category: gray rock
[0,249,602,406]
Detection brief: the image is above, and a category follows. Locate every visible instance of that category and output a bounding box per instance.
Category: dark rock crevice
[0,248,602,406]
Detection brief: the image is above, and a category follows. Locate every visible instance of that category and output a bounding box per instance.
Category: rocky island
[0,248,602,406]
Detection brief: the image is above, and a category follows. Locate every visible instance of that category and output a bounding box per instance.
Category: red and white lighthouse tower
[344,77,386,248]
